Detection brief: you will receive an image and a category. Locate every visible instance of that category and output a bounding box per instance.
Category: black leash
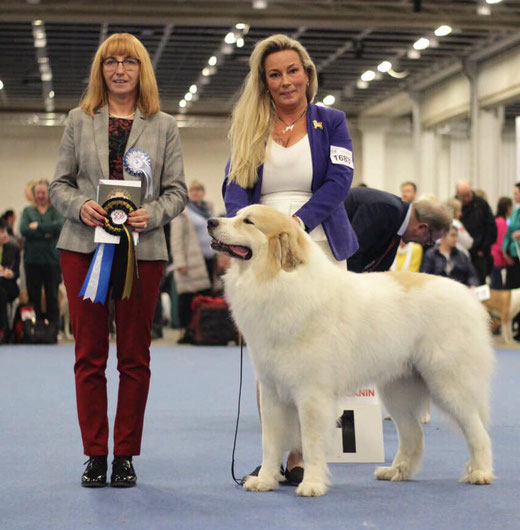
[230,335,244,486]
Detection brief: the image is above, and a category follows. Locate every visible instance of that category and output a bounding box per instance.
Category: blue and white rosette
[124,147,153,198]
[79,243,116,304]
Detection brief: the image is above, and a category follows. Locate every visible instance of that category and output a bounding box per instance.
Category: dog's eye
[243,218,254,225]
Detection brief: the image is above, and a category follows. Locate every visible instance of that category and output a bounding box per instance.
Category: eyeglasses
[424,226,436,248]
[102,57,140,71]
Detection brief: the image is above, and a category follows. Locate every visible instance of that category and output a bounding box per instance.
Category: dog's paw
[296,481,327,497]
[374,465,410,482]
[460,469,495,485]
[242,475,278,492]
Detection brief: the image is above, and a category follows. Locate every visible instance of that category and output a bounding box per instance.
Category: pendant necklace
[276,108,307,134]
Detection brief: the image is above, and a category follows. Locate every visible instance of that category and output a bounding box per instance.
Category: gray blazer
[49,105,188,261]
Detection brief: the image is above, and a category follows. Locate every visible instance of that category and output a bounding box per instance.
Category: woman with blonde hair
[50,33,187,488]
[20,179,63,335]
[223,34,358,486]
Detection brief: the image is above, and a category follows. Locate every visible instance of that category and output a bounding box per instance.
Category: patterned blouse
[108,117,133,179]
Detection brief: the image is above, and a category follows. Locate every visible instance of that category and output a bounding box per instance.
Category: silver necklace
[276,108,307,133]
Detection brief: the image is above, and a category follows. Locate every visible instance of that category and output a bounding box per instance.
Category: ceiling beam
[2,1,520,31]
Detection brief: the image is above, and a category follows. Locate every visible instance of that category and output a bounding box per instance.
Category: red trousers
[61,250,164,457]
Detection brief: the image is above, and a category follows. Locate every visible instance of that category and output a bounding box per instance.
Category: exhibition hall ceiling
[1,0,520,121]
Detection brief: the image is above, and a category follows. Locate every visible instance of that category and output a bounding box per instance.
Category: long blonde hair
[228,34,318,188]
[81,33,160,116]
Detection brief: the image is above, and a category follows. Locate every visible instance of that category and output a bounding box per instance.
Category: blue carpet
[0,344,518,530]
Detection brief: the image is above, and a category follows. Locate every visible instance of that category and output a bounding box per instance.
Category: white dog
[208,205,495,497]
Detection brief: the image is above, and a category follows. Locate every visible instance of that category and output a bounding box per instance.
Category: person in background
[223,34,358,486]
[1,210,20,247]
[0,219,20,343]
[185,180,216,282]
[390,240,423,273]
[455,179,497,284]
[490,197,513,290]
[170,180,213,344]
[400,181,417,203]
[49,33,187,488]
[345,187,451,273]
[444,197,473,253]
[19,179,64,336]
[421,224,480,287]
[456,180,497,284]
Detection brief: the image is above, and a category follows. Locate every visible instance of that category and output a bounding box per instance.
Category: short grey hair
[414,200,452,233]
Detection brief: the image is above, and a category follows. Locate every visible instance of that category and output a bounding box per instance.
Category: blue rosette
[123,147,153,198]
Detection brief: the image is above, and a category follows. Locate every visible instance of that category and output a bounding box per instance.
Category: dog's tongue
[230,245,249,257]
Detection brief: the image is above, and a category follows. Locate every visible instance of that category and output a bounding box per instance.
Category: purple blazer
[222,104,359,261]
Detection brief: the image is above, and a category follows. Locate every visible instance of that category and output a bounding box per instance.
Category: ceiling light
[185,92,193,101]
[189,84,197,94]
[221,44,234,55]
[0,80,4,90]
[224,32,236,44]
[41,72,52,81]
[413,37,430,50]
[253,0,268,8]
[477,5,491,14]
[179,99,187,108]
[315,102,325,107]
[48,90,55,98]
[360,70,376,82]
[236,38,245,48]
[33,19,43,26]
[323,95,336,106]
[37,56,49,64]
[356,80,369,90]
[407,49,421,59]
[208,56,217,66]
[486,0,503,3]
[388,68,409,79]
[434,25,452,37]
[34,38,46,48]
[377,61,392,73]
[235,23,246,30]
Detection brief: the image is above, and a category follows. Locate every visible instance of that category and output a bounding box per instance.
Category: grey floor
[0,336,519,530]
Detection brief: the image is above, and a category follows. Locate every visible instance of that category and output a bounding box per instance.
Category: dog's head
[207,204,308,275]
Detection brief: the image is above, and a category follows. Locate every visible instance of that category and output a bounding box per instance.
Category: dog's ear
[278,230,306,272]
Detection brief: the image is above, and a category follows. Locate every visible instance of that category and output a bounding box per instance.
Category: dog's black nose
[207,218,219,229]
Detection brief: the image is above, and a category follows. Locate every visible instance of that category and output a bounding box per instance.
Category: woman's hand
[127,208,150,233]
[504,253,515,266]
[80,200,107,227]
[29,221,38,230]
[513,230,520,240]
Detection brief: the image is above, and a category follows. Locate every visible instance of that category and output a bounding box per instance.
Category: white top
[261,135,326,241]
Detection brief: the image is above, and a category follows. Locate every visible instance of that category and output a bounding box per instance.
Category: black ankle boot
[111,456,137,488]
[81,456,108,487]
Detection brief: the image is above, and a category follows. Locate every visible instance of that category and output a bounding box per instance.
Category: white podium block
[326,388,384,463]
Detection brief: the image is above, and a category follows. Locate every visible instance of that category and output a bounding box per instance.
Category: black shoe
[110,456,137,488]
[240,464,285,486]
[81,456,108,488]
[284,466,304,486]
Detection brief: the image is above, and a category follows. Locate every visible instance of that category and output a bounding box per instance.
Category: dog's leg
[294,394,333,497]
[429,386,494,485]
[243,385,287,493]
[502,318,513,344]
[375,375,426,482]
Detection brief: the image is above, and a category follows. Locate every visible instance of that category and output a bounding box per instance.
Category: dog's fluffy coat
[209,205,495,497]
